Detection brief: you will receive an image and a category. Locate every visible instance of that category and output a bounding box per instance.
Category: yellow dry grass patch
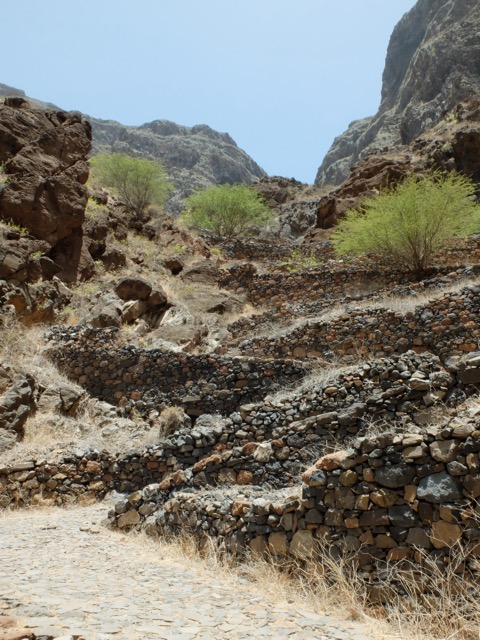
[133,526,480,640]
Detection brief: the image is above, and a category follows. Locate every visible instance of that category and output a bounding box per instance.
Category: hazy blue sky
[3,0,417,183]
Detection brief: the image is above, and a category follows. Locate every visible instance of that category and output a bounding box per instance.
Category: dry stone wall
[3,349,480,595]
[212,239,293,261]
[219,260,480,310]
[219,264,392,308]
[214,237,480,268]
[112,409,480,598]
[239,284,480,361]
[224,268,477,349]
[46,326,306,417]
[3,351,480,508]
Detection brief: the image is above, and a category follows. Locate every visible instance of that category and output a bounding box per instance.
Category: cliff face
[315,0,480,186]
[90,118,266,215]
[305,97,480,237]
[0,97,93,282]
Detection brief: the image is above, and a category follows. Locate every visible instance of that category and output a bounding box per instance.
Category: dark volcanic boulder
[0,99,93,281]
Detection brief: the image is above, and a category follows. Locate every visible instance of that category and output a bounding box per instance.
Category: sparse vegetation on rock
[89,152,172,221]
[181,183,275,239]
[331,171,480,278]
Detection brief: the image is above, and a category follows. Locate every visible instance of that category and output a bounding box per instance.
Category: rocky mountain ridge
[0,83,266,215]
[90,116,266,215]
[315,0,480,187]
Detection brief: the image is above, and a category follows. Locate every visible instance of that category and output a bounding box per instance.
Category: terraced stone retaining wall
[46,327,306,417]
[112,416,480,598]
[239,284,480,361]
[219,264,393,308]
[3,351,480,509]
[212,239,294,261]
[213,236,480,267]
[219,262,480,309]
[224,268,477,347]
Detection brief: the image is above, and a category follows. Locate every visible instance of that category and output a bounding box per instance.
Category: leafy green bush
[331,171,480,278]
[89,153,171,220]
[181,184,275,239]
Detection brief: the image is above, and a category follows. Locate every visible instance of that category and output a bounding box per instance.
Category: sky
[2,0,417,184]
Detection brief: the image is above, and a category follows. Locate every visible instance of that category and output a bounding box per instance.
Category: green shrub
[181,184,275,239]
[285,247,321,272]
[331,171,480,278]
[89,153,171,221]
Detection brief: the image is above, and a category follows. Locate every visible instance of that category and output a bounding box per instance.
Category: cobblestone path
[0,504,381,640]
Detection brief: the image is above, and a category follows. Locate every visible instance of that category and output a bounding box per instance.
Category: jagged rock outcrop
[0,98,93,281]
[308,97,480,232]
[316,0,480,186]
[0,367,35,451]
[0,223,73,324]
[251,177,327,238]
[0,84,25,98]
[90,118,266,215]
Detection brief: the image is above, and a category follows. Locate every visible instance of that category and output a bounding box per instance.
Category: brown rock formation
[308,97,480,233]
[0,98,93,281]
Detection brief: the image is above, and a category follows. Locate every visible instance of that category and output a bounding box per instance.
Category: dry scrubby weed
[134,526,480,640]
[131,528,389,638]
[158,406,187,438]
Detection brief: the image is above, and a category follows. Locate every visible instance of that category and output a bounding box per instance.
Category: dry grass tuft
[378,544,480,640]
[136,526,480,640]
[127,528,390,637]
[158,406,189,439]
[267,361,352,405]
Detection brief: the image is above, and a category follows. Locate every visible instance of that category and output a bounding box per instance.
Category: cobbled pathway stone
[0,504,382,640]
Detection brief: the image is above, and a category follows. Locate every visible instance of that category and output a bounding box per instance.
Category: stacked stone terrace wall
[239,283,480,361]
[219,264,393,308]
[113,416,480,597]
[213,236,480,266]
[46,327,306,417]
[219,261,480,309]
[3,351,480,510]
[211,238,298,261]
[224,268,477,347]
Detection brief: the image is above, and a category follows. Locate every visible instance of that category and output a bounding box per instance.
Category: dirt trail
[0,503,383,640]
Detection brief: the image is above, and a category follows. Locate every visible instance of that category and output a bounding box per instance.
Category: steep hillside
[90,117,266,215]
[315,0,480,186]
[308,97,480,232]
[0,84,266,215]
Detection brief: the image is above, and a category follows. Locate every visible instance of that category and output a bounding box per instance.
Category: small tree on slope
[89,153,171,221]
[180,183,275,239]
[331,171,480,279]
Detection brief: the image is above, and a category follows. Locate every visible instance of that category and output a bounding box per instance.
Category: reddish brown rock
[0,101,92,282]
[115,278,152,301]
[237,469,254,485]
